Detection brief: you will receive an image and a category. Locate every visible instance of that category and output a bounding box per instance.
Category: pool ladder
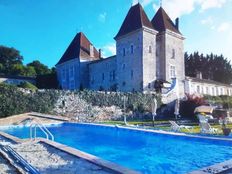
[30,119,54,141]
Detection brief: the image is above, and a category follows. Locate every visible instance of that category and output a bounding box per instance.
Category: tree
[23,66,36,77]
[27,60,51,75]
[185,52,232,84]
[0,46,23,74]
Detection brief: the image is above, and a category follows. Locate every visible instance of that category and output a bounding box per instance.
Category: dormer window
[90,44,94,57]
[171,49,175,59]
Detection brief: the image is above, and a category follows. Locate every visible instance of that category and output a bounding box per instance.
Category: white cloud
[201,16,213,25]
[159,0,227,19]
[152,3,159,12]
[217,22,231,32]
[162,0,196,19]
[132,0,138,6]
[199,0,226,11]
[132,0,154,7]
[98,12,107,23]
[102,43,116,57]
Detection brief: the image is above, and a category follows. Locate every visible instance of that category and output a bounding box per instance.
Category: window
[110,71,116,81]
[122,64,126,70]
[206,87,209,94]
[149,46,152,53]
[70,80,74,89]
[171,49,175,59]
[62,69,65,79]
[212,87,215,96]
[123,48,126,56]
[70,66,74,78]
[170,65,176,78]
[131,70,133,79]
[197,86,200,93]
[130,45,134,54]
[113,70,116,81]
[91,76,94,84]
[221,88,224,95]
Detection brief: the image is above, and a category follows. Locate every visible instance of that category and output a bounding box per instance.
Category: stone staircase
[161,78,179,104]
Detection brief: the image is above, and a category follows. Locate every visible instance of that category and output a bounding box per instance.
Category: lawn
[99,120,232,136]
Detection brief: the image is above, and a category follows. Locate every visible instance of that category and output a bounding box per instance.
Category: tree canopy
[185,52,232,84]
[0,45,53,77]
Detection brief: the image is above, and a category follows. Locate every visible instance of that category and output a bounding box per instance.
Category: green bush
[204,95,232,109]
[0,85,161,118]
[0,84,59,118]
[18,81,38,90]
[77,90,161,113]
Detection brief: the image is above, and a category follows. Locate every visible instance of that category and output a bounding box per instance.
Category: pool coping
[0,131,140,174]
[77,122,232,142]
[1,122,232,174]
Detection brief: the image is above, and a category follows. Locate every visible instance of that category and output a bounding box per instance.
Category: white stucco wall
[185,78,232,96]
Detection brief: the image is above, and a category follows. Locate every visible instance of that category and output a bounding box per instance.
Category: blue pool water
[1,123,232,174]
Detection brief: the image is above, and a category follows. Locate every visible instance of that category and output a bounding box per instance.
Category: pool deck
[1,113,232,174]
[0,131,140,174]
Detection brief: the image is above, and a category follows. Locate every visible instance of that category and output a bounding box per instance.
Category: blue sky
[0,0,232,68]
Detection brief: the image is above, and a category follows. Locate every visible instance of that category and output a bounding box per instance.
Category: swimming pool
[1,123,232,174]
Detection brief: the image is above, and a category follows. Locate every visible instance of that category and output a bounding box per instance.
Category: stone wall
[52,91,123,122]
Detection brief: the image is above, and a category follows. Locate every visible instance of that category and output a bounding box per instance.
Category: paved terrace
[0,126,139,174]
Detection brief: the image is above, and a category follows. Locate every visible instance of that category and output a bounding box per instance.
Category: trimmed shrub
[18,81,37,90]
[0,86,161,118]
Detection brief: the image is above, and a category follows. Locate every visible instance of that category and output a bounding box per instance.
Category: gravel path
[12,142,112,174]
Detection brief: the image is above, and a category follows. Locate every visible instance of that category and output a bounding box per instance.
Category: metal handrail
[1,145,40,174]
[30,120,54,141]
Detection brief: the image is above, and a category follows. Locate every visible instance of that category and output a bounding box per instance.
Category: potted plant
[219,116,231,136]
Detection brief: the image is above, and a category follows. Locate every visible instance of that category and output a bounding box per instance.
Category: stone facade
[56,3,232,100]
[56,59,80,90]
[88,56,116,91]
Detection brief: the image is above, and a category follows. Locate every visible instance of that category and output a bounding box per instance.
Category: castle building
[56,3,232,100]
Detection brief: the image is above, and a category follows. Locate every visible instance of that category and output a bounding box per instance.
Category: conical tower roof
[56,32,99,65]
[151,7,181,34]
[115,3,154,39]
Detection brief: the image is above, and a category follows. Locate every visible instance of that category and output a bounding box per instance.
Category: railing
[0,145,40,174]
[30,119,54,141]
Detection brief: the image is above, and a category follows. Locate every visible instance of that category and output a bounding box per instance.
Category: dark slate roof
[88,55,116,65]
[186,76,232,87]
[56,32,100,65]
[114,3,154,39]
[151,7,181,34]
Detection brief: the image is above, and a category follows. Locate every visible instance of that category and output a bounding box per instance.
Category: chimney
[196,71,202,79]
[99,49,102,58]
[175,18,179,30]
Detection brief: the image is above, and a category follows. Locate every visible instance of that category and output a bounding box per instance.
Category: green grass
[99,120,232,136]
